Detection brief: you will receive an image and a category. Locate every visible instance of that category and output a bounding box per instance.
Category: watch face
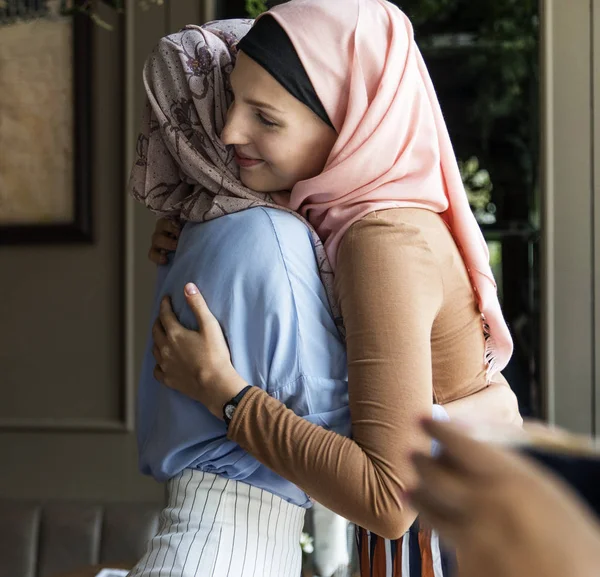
[225,404,236,420]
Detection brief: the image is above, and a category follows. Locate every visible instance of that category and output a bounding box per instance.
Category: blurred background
[0,0,598,576]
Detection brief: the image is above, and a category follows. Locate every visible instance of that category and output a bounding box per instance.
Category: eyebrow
[229,71,284,114]
[242,98,284,114]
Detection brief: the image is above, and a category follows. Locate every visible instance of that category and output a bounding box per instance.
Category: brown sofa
[0,500,162,577]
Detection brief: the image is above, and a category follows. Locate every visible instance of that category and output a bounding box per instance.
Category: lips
[234,150,264,169]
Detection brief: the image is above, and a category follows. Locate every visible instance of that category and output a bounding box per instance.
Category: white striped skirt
[128,469,306,577]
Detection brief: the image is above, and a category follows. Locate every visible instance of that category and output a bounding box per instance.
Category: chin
[240,170,285,194]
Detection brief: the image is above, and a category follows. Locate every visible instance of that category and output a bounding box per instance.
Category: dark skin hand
[409,419,600,577]
[148,218,181,265]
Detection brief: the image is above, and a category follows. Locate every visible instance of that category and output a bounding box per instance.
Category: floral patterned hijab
[129,19,342,327]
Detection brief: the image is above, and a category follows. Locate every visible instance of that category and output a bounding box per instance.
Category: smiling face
[220,51,338,193]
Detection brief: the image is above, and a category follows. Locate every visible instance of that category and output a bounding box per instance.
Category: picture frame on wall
[0,0,93,244]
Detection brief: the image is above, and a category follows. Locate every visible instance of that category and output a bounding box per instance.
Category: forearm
[228,386,420,539]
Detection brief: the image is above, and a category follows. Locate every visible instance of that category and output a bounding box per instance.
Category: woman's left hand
[152,283,247,418]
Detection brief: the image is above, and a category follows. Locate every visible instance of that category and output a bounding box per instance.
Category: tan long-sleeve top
[227,207,492,539]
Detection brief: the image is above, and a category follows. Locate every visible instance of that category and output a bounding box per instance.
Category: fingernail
[185,283,198,295]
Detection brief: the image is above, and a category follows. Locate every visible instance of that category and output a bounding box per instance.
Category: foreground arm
[410,419,600,577]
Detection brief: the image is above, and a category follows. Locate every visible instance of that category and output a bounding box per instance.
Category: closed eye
[255,112,278,128]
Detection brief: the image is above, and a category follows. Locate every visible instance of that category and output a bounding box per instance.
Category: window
[402,0,541,415]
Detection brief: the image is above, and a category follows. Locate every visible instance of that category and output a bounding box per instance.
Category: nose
[221,101,250,146]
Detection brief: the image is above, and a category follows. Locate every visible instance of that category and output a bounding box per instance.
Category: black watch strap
[223,385,253,428]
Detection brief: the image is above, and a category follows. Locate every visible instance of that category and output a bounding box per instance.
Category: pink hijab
[266,0,513,374]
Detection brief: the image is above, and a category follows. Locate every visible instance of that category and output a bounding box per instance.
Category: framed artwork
[0,0,92,244]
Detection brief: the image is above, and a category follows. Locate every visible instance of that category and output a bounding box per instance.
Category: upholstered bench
[0,500,161,577]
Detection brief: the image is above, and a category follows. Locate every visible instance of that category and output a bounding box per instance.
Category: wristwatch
[223,385,253,428]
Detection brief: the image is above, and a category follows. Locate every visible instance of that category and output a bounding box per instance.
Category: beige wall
[0,0,210,501]
[541,0,599,434]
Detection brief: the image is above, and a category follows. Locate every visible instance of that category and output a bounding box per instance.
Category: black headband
[237,15,334,129]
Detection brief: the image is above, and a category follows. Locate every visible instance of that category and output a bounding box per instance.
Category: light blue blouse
[137,207,350,507]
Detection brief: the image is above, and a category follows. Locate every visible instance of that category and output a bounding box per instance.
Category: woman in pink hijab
[143,0,520,575]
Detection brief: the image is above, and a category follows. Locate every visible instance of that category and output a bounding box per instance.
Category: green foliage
[245,0,268,18]
[404,0,454,27]
[400,0,540,218]
[460,157,497,224]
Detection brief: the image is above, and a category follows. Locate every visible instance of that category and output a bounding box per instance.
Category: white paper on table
[94,570,129,577]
